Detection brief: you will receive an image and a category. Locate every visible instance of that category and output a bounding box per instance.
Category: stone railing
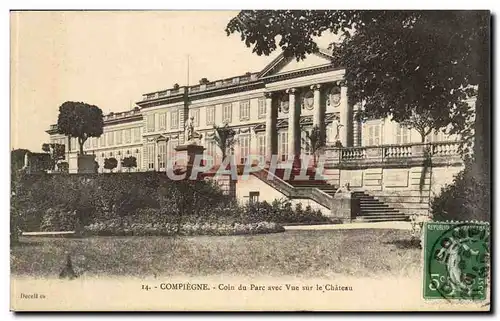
[141,87,187,101]
[103,108,142,122]
[325,141,463,168]
[251,169,333,210]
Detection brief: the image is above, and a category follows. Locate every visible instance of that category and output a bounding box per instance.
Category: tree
[104,157,118,173]
[397,110,438,143]
[57,101,104,155]
[213,124,237,161]
[57,162,69,173]
[226,10,490,221]
[42,143,66,171]
[121,156,137,172]
[11,149,30,173]
[301,125,326,166]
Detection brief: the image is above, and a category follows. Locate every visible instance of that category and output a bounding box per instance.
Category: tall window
[301,130,312,155]
[107,131,114,146]
[222,103,232,123]
[146,114,155,132]
[258,98,266,119]
[146,144,155,170]
[158,142,167,169]
[124,129,131,144]
[364,123,382,146]
[396,124,410,144]
[205,140,217,165]
[168,139,179,165]
[135,149,142,171]
[239,135,250,164]
[159,112,167,130]
[206,106,215,125]
[132,127,141,142]
[191,108,200,127]
[115,130,122,145]
[170,110,179,129]
[99,135,105,147]
[426,130,448,143]
[258,135,266,157]
[278,131,288,161]
[239,100,250,121]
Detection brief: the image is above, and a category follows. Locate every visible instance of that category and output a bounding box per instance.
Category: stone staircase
[272,168,338,196]
[351,191,410,222]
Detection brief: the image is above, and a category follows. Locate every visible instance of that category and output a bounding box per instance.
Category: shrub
[84,220,284,236]
[431,160,490,222]
[40,207,78,231]
[242,199,330,224]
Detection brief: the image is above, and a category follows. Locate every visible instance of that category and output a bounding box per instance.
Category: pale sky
[11,11,336,152]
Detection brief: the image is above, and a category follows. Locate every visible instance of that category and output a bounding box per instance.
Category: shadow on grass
[384,238,422,249]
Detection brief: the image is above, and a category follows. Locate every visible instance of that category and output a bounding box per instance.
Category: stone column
[286,88,300,159]
[338,80,351,146]
[264,92,277,163]
[311,84,323,132]
[352,103,362,147]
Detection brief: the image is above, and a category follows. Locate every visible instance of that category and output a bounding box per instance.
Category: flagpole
[186,54,190,87]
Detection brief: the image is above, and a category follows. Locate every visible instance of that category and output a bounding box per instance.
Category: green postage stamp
[423,221,490,300]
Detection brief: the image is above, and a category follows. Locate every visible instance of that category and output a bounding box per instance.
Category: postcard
[10,10,491,311]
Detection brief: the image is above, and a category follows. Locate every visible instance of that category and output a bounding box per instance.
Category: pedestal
[77,154,97,174]
[174,144,205,179]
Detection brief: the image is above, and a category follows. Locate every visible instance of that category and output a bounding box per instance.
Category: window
[239,100,250,121]
[146,114,155,132]
[206,106,215,125]
[107,131,114,146]
[168,139,179,165]
[99,135,105,147]
[133,127,141,143]
[426,130,448,143]
[278,131,288,161]
[158,142,167,169]
[258,135,266,157]
[364,123,382,146]
[170,110,179,129]
[135,149,142,171]
[145,144,155,170]
[92,137,98,148]
[159,112,167,130]
[124,129,131,144]
[222,103,232,123]
[396,125,410,144]
[84,139,90,150]
[116,130,122,145]
[239,135,250,164]
[249,191,260,204]
[205,140,217,165]
[191,108,200,127]
[301,130,312,155]
[258,98,266,119]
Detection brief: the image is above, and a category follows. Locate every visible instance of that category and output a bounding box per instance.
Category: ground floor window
[239,135,250,164]
[363,122,382,146]
[278,131,288,161]
[257,134,266,157]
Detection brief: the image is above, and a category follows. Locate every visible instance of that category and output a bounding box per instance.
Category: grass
[11,229,420,278]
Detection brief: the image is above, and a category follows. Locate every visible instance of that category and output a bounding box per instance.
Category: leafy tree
[57,101,104,155]
[301,125,326,166]
[42,143,66,171]
[57,162,69,173]
[11,149,30,173]
[121,156,137,172]
[397,110,439,143]
[213,124,237,161]
[104,157,118,173]
[226,10,490,221]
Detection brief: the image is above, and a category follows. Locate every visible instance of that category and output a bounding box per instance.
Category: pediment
[259,49,334,78]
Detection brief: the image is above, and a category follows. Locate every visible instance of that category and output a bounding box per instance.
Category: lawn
[11,229,420,278]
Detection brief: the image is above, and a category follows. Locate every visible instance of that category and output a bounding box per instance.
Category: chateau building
[46,49,459,174]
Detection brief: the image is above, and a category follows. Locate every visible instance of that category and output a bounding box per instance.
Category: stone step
[359,204,391,209]
[355,215,410,222]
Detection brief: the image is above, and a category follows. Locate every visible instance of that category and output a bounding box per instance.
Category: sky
[10,11,336,152]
